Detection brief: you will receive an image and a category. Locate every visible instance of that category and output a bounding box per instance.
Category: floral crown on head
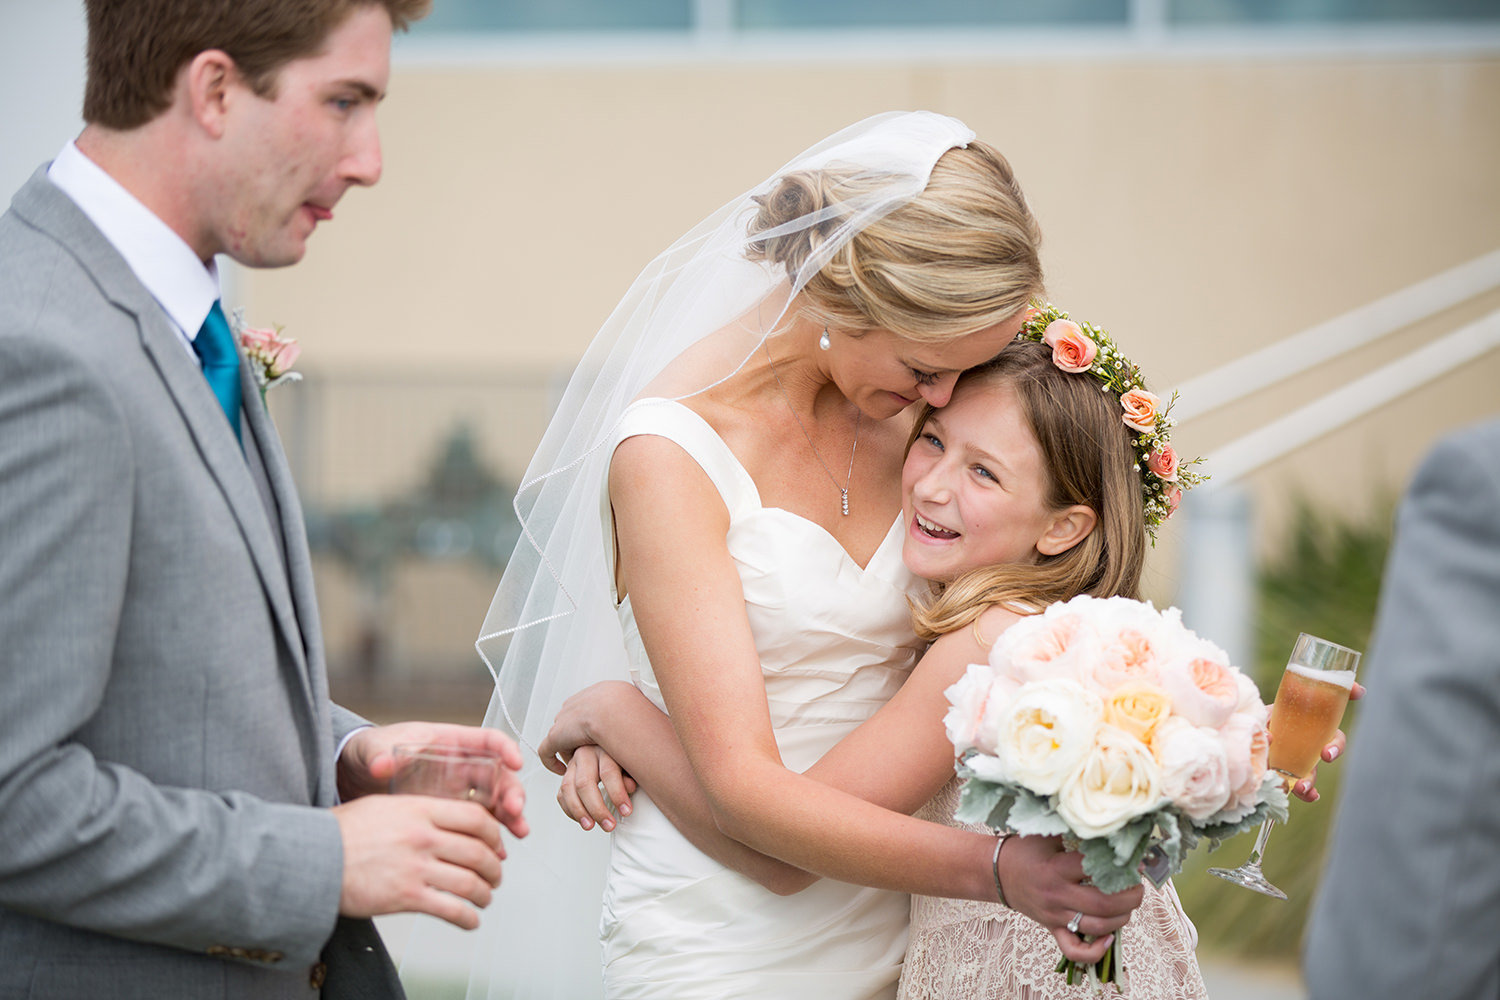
[1014,302,1205,539]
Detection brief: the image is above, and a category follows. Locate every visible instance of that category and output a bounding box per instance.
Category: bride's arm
[596,436,1137,961]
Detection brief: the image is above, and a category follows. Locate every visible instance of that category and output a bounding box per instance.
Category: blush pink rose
[1042,319,1098,374]
[1084,628,1165,692]
[998,612,1097,684]
[1158,646,1241,730]
[1150,717,1233,821]
[241,326,302,378]
[1120,388,1160,433]
[239,326,277,353]
[1147,444,1179,482]
[1219,711,1272,821]
[264,337,302,378]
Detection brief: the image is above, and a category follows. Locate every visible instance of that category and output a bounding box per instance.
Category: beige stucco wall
[240,52,1500,662]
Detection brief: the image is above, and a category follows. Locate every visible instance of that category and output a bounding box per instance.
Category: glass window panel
[737,0,1129,30]
[412,0,692,34]
[1170,0,1500,24]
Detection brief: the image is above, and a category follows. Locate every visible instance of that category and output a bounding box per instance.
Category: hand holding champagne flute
[1209,633,1361,899]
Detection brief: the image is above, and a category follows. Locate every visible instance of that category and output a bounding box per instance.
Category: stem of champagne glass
[1246,816,1276,868]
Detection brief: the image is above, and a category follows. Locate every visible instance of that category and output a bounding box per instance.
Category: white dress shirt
[47,141,219,357]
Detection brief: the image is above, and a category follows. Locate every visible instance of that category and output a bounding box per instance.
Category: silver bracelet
[990,832,1013,908]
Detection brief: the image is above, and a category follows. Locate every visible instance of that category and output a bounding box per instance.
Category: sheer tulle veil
[436,112,976,999]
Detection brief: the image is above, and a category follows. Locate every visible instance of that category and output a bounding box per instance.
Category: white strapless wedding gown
[600,398,927,1000]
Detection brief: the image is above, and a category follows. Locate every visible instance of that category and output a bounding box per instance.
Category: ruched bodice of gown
[601,398,927,1000]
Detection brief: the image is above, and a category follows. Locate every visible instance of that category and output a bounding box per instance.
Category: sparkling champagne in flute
[1209,633,1361,899]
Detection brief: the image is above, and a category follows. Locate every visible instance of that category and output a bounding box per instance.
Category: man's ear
[183,50,237,138]
[1036,504,1097,557]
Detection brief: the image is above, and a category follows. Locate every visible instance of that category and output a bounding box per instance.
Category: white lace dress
[898,777,1209,1000]
[600,399,929,1000]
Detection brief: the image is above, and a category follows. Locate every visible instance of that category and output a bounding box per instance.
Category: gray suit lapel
[12,172,315,704]
[242,376,337,802]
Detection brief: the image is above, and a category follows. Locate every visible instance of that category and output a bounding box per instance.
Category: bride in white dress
[471,113,1147,1000]
[546,335,1209,999]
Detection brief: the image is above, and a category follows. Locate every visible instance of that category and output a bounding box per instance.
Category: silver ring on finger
[1066,911,1084,935]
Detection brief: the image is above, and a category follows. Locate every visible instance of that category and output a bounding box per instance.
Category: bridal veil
[435,111,978,1000]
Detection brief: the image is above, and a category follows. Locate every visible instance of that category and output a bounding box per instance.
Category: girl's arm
[590,436,1138,962]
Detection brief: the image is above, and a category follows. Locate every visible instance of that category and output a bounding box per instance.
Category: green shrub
[1175,495,1393,959]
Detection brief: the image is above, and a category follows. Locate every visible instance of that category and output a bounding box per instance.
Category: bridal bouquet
[946,594,1288,994]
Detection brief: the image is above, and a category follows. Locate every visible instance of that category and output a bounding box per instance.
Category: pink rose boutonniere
[231,309,303,401]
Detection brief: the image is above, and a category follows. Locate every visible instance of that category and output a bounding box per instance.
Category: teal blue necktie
[194,301,242,444]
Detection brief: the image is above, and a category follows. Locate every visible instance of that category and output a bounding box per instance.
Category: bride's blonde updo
[746,141,1044,343]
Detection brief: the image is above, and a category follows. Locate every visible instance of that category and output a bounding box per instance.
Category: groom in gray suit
[1304,418,1500,999]
[0,1,528,998]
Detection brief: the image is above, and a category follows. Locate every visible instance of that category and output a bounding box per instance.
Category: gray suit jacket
[1304,418,1500,999]
[0,168,401,999]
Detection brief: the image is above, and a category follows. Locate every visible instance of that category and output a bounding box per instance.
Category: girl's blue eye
[920,431,943,451]
[973,465,996,482]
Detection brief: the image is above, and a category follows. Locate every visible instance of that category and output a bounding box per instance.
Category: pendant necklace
[764,342,862,516]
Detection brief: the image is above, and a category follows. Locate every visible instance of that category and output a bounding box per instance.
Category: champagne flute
[1209,633,1361,899]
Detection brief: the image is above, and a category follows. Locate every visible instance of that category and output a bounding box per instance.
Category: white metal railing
[1201,308,1500,487]
[1174,249,1500,665]
[1175,249,1500,488]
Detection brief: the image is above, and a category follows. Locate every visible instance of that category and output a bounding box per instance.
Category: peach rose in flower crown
[1057,724,1164,838]
[1041,319,1098,374]
[1165,485,1183,517]
[1147,443,1179,482]
[1158,643,1242,730]
[1120,388,1160,433]
[1150,717,1233,821]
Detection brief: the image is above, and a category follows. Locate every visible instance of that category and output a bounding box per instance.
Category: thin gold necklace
[763,342,862,516]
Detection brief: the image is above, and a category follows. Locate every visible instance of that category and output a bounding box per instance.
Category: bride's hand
[556,745,638,832]
[996,835,1144,965]
[538,680,640,774]
[1279,679,1365,803]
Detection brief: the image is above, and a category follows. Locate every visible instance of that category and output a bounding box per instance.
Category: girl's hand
[556,745,638,832]
[996,835,1144,965]
[538,680,641,774]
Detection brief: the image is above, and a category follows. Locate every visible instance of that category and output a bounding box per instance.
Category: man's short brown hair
[83,0,432,129]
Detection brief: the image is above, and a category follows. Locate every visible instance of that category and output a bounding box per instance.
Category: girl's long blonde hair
[911,339,1147,641]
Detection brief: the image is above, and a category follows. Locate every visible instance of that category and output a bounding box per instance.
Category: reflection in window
[412,0,692,33]
[737,0,1128,29]
[1169,0,1500,23]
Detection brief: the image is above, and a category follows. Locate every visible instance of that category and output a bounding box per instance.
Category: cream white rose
[993,678,1103,796]
[943,663,1018,757]
[1150,716,1233,821]
[1057,724,1163,838]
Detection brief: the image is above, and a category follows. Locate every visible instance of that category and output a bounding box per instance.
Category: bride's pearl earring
[819,328,831,351]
